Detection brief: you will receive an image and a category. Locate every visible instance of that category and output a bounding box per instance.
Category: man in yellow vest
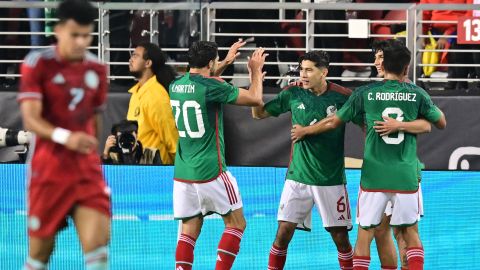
[127,42,178,164]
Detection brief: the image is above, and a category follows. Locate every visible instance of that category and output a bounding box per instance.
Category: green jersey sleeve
[205,78,240,104]
[337,89,364,123]
[418,89,442,123]
[264,88,293,117]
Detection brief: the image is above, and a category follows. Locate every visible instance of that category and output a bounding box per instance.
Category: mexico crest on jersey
[326,105,337,116]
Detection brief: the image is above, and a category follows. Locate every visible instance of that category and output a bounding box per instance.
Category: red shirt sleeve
[93,65,108,113]
[18,52,44,102]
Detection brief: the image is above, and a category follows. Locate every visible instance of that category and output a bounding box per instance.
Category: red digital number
[458,17,480,44]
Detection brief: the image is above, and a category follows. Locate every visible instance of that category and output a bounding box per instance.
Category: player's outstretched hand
[248,48,268,73]
[291,124,307,143]
[224,39,247,65]
[373,116,401,137]
[65,132,99,154]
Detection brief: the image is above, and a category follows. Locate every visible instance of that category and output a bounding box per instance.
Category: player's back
[18,48,107,182]
[356,80,440,192]
[169,72,239,182]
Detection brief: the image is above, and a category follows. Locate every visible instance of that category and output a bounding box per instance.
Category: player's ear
[403,64,410,76]
[323,67,329,77]
[208,59,214,69]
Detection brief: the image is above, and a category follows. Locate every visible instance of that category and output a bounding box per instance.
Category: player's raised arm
[234,48,267,106]
[214,39,247,77]
[290,115,343,143]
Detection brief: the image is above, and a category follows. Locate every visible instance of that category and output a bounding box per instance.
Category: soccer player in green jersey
[371,39,431,270]
[169,41,267,270]
[252,51,357,270]
[291,44,446,270]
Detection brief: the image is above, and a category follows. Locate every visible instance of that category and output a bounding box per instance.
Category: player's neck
[138,70,155,87]
[310,80,328,96]
[57,46,83,63]
[384,73,404,81]
[189,68,211,77]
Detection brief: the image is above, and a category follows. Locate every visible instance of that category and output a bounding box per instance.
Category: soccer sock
[215,227,244,270]
[23,257,46,270]
[268,244,287,270]
[338,246,354,270]
[85,246,108,270]
[353,256,370,270]
[406,247,424,270]
[176,234,196,270]
[381,266,398,270]
[401,268,409,270]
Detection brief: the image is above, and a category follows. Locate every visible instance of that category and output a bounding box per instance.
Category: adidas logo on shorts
[338,215,345,220]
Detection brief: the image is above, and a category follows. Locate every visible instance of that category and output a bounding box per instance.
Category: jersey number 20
[170,100,206,138]
[381,107,404,145]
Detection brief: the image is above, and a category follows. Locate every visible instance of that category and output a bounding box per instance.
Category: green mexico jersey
[337,80,442,192]
[265,83,355,186]
[169,72,239,182]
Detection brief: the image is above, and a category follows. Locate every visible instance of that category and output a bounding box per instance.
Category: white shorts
[173,171,243,220]
[277,180,352,231]
[357,188,420,228]
[385,184,423,217]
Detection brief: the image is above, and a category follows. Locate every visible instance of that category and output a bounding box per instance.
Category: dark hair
[188,41,218,68]
[298,51,330,69]
[372,39,405,53]
[111,120,138,135]
[383,43,411,75]
[138,42,177,89]
[57,0,97,26]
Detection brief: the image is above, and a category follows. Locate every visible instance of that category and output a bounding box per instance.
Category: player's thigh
[173,180,202,219]
[357,189,391,229]
[197,171,243,216]
[74,179,112,252]
[311,184,352,229]
[28,236,55,263]
[277,180,313,226]
[222,207,246,230]
[72,206,110,252]
[390,191,420,227]
[181,216,204,239]
[28,183,75,239]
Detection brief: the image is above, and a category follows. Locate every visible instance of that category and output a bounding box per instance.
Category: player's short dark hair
[383,43,411,75]
[57,0,97,26]
[188,41,218,69]
[372,39,405,54]
[138,42,176,89]
[298,51,330,69]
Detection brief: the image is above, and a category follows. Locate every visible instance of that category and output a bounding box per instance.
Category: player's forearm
[214,60,229,77]
[305,117,337,136]
[399,119,432,134]
[251,106,269,119]
[22,115,56,140]
[247,69,264,106]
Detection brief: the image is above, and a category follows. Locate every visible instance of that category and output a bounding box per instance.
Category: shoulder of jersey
[23,47,56,67]
[201,75,226,84]
[328,82,352,96]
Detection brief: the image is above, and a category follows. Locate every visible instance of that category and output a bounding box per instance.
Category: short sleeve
[18,51,44,102]
[264,88,292,117]
[205,78,239,104]
[93,65,108,113]
[418,89,441,123]
[337,89,364,123]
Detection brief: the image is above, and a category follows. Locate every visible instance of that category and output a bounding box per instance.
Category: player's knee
[28,249,51,264]
[329,228,351,251]
[82,234,110,253]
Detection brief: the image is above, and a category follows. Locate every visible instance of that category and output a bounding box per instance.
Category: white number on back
[170,100,206,138]
[381,107,404,145]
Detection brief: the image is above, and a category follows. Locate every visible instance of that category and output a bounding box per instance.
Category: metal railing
[0,1,479,87]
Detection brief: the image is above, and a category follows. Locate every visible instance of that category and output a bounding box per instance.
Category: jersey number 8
[170,100,206,138]
[381,107,404,145]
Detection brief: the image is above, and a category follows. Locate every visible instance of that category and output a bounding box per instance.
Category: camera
[0,127,32,148]
[111,120,139,155]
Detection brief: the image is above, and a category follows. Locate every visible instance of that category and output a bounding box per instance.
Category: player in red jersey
[18,1,110,269]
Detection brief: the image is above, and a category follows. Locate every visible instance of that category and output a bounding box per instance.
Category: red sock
[406,247,424,270]
[268,244,287,270]
[353,256,370,270]
[215,227,244,270]
[338,247,354,270]
[175,234,196,270]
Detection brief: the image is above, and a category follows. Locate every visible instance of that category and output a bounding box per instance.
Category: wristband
[51,127,71,145]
